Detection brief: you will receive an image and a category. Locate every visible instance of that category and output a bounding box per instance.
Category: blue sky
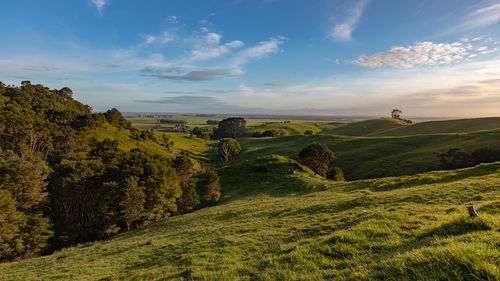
[1,0,500,117]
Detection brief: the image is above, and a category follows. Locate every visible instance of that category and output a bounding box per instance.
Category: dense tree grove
[213,117,246,139]
[0,82,220,261]
[434,147,500,170]
[299,142,336,177]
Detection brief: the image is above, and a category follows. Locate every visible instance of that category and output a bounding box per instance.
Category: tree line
[0,82,220,261]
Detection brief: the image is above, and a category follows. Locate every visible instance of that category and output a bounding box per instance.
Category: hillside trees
[0,81,222,260]
[197,170,221,206]
[218,138,242,164]
[0,152,53,261]
[299,142,336,176]
[213,117,246,139]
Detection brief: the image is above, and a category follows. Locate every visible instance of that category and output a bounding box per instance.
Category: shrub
[197,170,221,206]
[304,130,314,135]
[327,166,345,181]
[299,142,335,176]
[471,148,500,164]
[434,148,475,170]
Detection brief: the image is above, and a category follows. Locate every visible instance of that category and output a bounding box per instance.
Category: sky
[1,0,500,117]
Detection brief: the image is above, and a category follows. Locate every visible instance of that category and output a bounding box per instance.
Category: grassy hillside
[1,156,498,280]
[247,121,343,136]
[236,130,500,180]
[328,118,410,136]
[94,124,211,161]
[375,117,500,136]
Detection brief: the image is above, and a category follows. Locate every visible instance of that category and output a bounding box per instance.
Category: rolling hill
[375,117,500,136]
[1,156,498,280]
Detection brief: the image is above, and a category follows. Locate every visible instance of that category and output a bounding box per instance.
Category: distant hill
[1,156,498,280]
[328,118,410,136]
[374,117,500,136]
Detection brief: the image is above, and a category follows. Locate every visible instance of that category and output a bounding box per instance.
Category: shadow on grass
[344,162,500,193]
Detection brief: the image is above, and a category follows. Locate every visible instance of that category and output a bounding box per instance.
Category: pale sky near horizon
[1,0,500,117]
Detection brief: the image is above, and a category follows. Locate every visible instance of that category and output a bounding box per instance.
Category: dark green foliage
[218,138,242,164]
[253,129,281,137]
[176,181,200,214]
[299,142,335,176]
[159,119,187,124]
[104,108,131,128]
[0,82,219,260]
[434,148,475,170]
[304,130,314,135]
[191,127,210,139]
[471,148,500,164]
[120,177,145,231]
[206,120,219,125]
[197,170,221,206]
[327,166,345,181]
[0,152,53,261]
[213,117,246,139]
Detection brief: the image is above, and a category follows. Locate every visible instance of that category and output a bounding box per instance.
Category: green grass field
[1,156,498,280]
[1,117,499,280]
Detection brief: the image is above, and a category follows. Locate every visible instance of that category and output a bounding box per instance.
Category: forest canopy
[0,81,220,261]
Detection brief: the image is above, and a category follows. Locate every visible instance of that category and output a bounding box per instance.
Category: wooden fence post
[466,205,478,218]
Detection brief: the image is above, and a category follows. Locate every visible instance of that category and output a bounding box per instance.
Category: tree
[434,148,475,170]
[120,177,145,231]
[218,138,241,164]
[299,142,335,176]
[391,109,402,119]
[213,117,246,139]
[471,148,500,164]
[327,166,345,181]
[197,170,221,206]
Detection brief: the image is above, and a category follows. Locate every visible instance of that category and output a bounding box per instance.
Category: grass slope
[328,118,410,136]
[1,156,498,280]
[94,124,211,160]
[376,117,500,136]
[236,130,500,180]
[247,122,343,136]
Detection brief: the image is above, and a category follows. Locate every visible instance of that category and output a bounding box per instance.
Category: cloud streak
[331,0,370,41]
[90,0,107,14]
[135,95,220,104]
[461,3,500,29]
[141,67,239,81]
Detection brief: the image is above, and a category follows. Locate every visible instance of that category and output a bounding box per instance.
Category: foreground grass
[1,156,498,280]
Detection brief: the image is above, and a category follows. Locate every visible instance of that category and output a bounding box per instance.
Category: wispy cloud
[141,67,239,81]
[231,37,285,68]
[136,95,220,104]
[188,32,244,62]
[461,3,500,29]
[331,0,370,41]
[90,0,107,15]
[265,82,286,87]
[351,40,491,68]
[141,31,175,46]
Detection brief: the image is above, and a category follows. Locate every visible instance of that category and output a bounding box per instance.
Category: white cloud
[189,40,244,62]
[231,37,285,67]
[200,27,209,32]
[352,41,478,68]
[167,16,178,24]
[331,0,370,41]
[205,33,222,45]
[141,31,174,46]
[463,3,500,29]
[90,0,107,14]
